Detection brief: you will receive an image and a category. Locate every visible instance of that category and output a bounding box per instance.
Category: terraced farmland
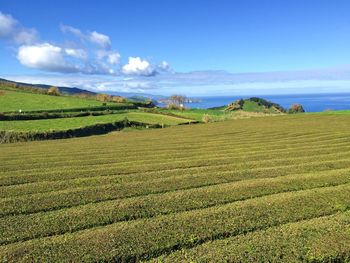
[1,114,350,262]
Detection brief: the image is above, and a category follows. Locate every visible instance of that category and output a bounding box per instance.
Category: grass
[242,100,280,113]
[1,114,350,261]
[313,109,350,115]
[149,211,350,262]
[0,89,114,112]
[0,111,193,132]
[160,105,284,122]
[159,108,224,121]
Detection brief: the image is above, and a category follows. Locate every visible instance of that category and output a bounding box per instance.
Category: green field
[0,112,192,132]
[0,89,114,112]
[160,108,224,121]
[1,114,350,262]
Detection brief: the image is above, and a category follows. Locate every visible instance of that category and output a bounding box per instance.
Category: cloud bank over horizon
[4,66,350,96]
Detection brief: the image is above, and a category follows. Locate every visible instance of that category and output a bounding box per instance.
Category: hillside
[0,86,196,142]
[225,97,286,113]
[1,114,350,261]
[0,78,95,95]
[0,89,114,112]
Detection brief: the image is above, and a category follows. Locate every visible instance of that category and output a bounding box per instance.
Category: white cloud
[65,48,87,59]
[122,57,156,76]
[107,52,120,65]
[17,43,79,73]
[0,11,37,44]
[97,50,120,65]
[0,13,168,77]
[13,28,38,44]
[60,24,83,38]
[0,12,16,37]
[17,43,119,74]
[5,66,350,96]
[62,24,112,49]
[89,31,111,48]
[157,61,170,72]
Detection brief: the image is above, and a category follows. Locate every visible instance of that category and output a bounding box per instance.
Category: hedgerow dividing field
[1,114,350,262]
[0,111,193,132]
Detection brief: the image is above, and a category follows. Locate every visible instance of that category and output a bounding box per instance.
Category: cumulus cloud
[0,11,37,44]
[17,43,120,75]
[1,12,169,77]
[96,50,120,65]
[107,52,120,65]
[157,61,170,72]
[65,48,87,59]
[17,43,79,73]
[122,57,156,76]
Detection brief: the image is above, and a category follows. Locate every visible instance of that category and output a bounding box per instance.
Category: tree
[168,94,187,110]
[225,99,244,112]
[111,96,126,103]
[96,93,112,102]
[288,104,305,114]
[47,86,60,96]
[202,114,212,123]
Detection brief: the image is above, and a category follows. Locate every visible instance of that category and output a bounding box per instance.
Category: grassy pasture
[160,107,284,122]
[0,89,114,112]
[160,108,225,121]
[1,114,350,261]
[0,112,192,132]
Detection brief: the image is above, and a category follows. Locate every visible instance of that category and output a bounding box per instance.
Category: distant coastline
[157,93,350,112]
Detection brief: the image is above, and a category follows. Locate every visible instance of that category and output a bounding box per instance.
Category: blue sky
[1,0,350,95]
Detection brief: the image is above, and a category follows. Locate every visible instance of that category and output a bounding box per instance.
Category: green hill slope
[225,97,286,113]
[0,89,114,112]
[0,78,95,96]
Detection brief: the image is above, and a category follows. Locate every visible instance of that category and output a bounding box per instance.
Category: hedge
[0,119,162,143]
[0,110,127,121]
[1,101,154,114]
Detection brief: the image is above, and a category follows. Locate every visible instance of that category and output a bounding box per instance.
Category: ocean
[184,93,350,112]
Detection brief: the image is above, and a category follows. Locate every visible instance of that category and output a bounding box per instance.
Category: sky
[1,0,350,96]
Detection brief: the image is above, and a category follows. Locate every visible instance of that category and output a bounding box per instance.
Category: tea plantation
[1,114,350,262]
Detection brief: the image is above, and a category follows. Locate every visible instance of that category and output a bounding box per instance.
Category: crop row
[1,133,349,173]
[3,153,350,200]
[1,168,350,245]
[2,146,350,188]
[4,156,350,216]
[148,211,350,262]
[0,128,346,161]
[1,184,350,262]
[0,114,347,156]
[0,130,334,164]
